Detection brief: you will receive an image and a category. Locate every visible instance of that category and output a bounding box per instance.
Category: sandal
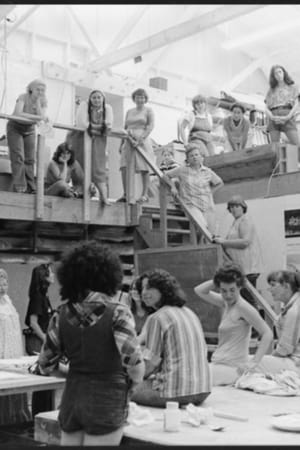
[137,195,149,203]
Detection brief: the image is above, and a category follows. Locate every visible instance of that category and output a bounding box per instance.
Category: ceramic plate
[271,414,300,432]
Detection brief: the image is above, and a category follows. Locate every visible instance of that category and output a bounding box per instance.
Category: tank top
[211,299,251,367]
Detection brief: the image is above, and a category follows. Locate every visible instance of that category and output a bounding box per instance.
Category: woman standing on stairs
[118,88,155,204]
[194,263,273,386]
[75,90,113,206]
[213,195,263,309]
[164,144,223,235]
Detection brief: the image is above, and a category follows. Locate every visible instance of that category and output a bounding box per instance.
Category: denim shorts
[267,107,297,133]
[58,374,129,435]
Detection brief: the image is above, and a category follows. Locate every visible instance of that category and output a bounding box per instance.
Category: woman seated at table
[255,270,300,375]
[45,132,84,198]
[132,268,211,407]
[194,263,273,386]
[0,268,31,425]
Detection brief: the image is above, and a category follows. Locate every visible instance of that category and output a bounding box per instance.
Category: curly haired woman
[132,268,211,407]
[36,241,144,446]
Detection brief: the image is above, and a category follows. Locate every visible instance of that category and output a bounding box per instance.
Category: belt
[270,105,292,111]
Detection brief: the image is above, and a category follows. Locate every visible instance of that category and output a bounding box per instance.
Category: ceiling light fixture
[222,19,300,50]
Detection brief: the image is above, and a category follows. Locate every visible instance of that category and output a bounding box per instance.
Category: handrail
[0,112,129,223]
[133,141,278,325]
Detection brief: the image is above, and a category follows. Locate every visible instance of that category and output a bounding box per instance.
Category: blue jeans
[132,379,210,408]
[7,120,36,192]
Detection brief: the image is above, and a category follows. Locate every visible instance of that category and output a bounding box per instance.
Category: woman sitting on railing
[117,88,155,204]
[7,78,48,194]
[45,132,84,198]
[75,90,113,206]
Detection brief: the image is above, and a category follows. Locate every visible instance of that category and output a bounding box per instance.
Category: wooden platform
[0,191,133,226]
[34,386,300,446]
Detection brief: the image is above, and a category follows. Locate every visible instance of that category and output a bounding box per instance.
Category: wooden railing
[132,141,278,327]
[0,112,130,223]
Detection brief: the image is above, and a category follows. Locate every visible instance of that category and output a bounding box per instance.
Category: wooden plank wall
[135,245,223,333]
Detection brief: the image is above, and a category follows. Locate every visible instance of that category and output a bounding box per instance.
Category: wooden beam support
[2,5,40,38]
[88,4,266,72]
[65,5,100,57]
[0,5,16,23]
[103,5,149,53]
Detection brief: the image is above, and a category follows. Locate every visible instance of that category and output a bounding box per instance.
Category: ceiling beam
[66,5,100,57]
[103,5,149,53]
[88,4,266,72]
[1,5,39,38]
[136,5,193,82]
[0,5,16,22]
[221,48,289,92]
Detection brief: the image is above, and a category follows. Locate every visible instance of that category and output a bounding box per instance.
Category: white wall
[215,193,300,305]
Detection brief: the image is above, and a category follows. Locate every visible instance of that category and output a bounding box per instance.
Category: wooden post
[159,179,168,247]
[189,221,198,245]
[125,138,136,224]
[83,131,92,223]
[35,134,45,220]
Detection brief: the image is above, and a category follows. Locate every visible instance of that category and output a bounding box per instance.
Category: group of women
[0,234,299,445]
[6,64,299,207]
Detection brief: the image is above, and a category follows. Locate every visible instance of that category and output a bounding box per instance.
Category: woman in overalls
[179,94,215,156]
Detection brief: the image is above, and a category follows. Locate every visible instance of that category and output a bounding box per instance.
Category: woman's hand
[236,360,258,376]
[213,237,226,245]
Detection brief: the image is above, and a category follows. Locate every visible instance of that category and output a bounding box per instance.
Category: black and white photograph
[0,3,299,447]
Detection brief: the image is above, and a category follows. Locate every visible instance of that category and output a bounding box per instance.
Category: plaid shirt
[274,292,300,365]
[166,165,222,212]
[38,291,143,375]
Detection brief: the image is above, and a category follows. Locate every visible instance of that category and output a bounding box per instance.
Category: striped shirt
[38,291,143,375]
[274,292,300,366]
[142,305,211,398]
[167,165,222,212]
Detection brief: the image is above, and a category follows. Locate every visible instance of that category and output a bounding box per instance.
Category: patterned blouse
[166,165,222,212]
[265,83,299,110]
[0,295,23,359]
[38,291,143,376]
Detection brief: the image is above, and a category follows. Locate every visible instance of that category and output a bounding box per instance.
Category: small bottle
[164,401,180,432]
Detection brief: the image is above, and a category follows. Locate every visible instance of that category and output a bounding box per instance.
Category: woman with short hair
[7,78,48,193]
[36,241,144,446]
[223,103,250,152]
[179,94,215,156]
[118,88,155,203]
[255,270,300,375]
[132,268,211,407]
[194,263,273,386]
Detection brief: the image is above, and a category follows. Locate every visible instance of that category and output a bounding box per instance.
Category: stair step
[167,228,190,235]
[151,214,189,222]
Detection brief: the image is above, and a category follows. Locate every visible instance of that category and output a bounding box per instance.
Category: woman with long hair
[25,263,55,416]
[7,79,48,193]
[132,268,211,407]
[75,90,113,205]
[45,132,84,198]
[265,65,299,146]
